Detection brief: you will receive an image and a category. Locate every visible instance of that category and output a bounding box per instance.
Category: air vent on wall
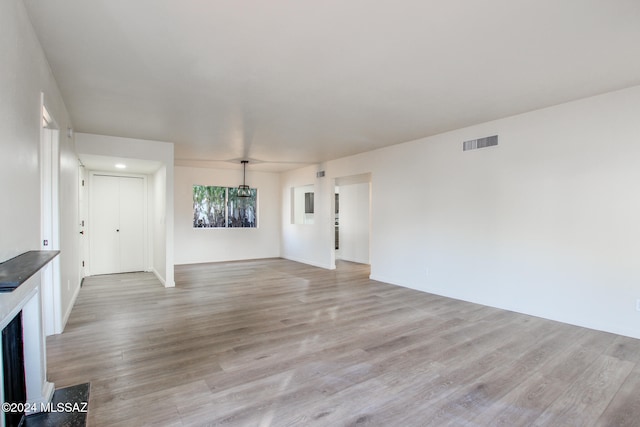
[463,135,498,151]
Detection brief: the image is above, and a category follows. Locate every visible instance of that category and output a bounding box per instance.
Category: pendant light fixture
[238,160,251,197]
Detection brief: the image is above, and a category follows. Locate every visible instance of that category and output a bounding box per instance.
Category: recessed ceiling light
[115,163,126,169]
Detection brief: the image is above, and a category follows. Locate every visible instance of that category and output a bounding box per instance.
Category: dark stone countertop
[0,251,60,292]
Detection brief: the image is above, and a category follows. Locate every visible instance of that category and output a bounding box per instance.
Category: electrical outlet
[636,299,640,312]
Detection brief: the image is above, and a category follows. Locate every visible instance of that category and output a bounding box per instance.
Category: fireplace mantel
[0,250,60,292]
[0,250,58,421]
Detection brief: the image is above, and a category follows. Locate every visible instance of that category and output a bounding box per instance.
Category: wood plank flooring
[46,259,640,426]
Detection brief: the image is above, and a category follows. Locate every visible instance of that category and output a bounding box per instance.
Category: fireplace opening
[2,311,27,427]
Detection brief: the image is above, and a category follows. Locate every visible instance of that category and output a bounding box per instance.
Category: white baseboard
[282,255,335,270]
[369,274,409,288]
[60,280,82,333]
[152,268,175,287]
[338,256,370,265]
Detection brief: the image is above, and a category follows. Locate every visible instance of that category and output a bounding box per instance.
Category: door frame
[40,96,62,335]
[87,171,149,276]
[78,164,88,280]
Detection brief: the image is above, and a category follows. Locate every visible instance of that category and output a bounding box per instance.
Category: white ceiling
[24,0,640,172]
[78,154,163,175]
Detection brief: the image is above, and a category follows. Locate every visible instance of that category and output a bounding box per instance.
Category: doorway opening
[333,173,372,265]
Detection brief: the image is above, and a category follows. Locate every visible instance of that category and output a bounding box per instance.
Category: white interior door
[90,174,145,275]
[91,175,120,275]
[119,176,145,273]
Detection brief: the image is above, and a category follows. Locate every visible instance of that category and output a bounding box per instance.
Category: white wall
[174,166,281,264]
[338,182,370,264]
[281,165,337,269]
[152,166,167,285]
[75,133,175,286]
[1,0,80,332]
[282,85,640,339]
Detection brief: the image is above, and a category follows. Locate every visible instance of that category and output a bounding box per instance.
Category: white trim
[61,278,82,331]
[78,163,88,283]
[368,274,410,287]
[340,256,370,265]
[152,267,172,287]
[40,93,63,336]
[282,255,336,270]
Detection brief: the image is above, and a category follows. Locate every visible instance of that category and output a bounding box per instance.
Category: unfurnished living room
[2,1,640,426]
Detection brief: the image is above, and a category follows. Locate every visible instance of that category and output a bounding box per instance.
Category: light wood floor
[47,259,640,426]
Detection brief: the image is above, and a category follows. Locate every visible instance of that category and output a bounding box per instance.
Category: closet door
[90,175,145,275]
[119,176,145,272]
[91,175,120,275]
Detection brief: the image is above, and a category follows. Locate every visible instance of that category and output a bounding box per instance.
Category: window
[193,185,257,228]
[227,187,257,227]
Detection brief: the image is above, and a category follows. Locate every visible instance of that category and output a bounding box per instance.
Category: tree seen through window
[193,185,257,228]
